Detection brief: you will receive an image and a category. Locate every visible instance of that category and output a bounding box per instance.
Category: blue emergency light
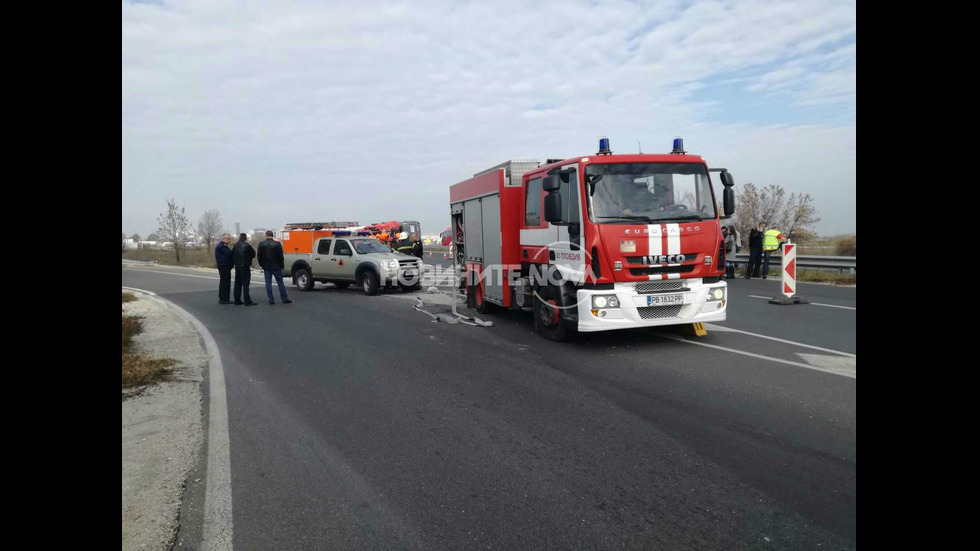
[598,137,612,155]
[671,137,685,154]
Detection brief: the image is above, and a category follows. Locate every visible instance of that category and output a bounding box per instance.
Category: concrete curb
[122,287,234,551]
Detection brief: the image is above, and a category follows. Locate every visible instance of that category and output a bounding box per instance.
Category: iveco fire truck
[449,138,736,341]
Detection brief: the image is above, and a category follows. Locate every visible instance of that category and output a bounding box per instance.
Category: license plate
[647,293,684,306]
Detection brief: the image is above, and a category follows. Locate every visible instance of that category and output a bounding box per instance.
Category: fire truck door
[551,165,586,284]
[481,195,504,303]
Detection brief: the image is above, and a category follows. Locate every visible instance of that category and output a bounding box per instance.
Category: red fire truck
[449,138,736,341]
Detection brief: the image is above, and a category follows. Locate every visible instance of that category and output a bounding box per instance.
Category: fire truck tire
[360,271,380,296]
[468,282,495,314]
[294,268,314,291]
[333,282,351,290]
[533,288,569,341]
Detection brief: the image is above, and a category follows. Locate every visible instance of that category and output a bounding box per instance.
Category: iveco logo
[645,254,687,265]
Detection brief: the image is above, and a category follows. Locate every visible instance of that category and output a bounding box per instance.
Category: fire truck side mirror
[544,190,564,225]
[720,171,735,187]
[543,174,561,191]
[723,187,735,217]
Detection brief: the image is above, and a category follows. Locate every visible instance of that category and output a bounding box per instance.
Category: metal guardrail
[733,254,856,274]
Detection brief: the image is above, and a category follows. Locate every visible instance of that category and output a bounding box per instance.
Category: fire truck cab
[449,138,736,341]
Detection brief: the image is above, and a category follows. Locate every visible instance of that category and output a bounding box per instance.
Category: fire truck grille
[629,265,695,277]
[626,254,700,265]
[635,281,687,294]
[637,304,683,320]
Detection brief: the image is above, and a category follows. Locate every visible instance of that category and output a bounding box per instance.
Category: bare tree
[775,192,821,242]
[198,208,225,252]
[733,183,819,242]
[157,199,190,263]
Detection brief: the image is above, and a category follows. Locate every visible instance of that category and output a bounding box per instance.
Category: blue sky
[122,0,856,237]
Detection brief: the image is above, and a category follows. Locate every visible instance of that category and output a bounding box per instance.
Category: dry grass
[797,270,856,285]
[122,292,137,303]
[122,297,177,388]
[122,247,216,268]
[123,353,177,388]
[733,266,856,285]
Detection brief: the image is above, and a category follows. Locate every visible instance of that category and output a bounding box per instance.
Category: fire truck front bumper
[575,279,727,333]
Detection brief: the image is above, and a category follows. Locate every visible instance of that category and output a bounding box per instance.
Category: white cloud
[122,0,856,236]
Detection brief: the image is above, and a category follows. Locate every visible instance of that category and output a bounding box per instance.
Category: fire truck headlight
[707,288,725,301]
[592,295,619,309]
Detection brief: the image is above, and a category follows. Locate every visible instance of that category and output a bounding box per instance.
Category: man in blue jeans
[256,230,293,305]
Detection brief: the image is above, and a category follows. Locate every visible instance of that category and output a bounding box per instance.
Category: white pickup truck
[283,236,422,296]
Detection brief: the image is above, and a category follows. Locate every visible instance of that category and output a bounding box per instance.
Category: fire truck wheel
[333,282,351,290]
[469,282,495,314]
[360,271,380,296]
[533,290,569,341]
[294,268,314,291]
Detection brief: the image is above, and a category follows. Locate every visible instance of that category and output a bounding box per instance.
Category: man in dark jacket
[411,235,423,259]
[745,222,765,279]
[257,230,293,305]
[214,233,233,304]
[232,233,258,306]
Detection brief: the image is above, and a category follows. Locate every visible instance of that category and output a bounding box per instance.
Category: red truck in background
[449,138,736,341]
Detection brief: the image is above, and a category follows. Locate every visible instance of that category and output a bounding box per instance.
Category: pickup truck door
[313,239,333,277]
[332,239,356,280]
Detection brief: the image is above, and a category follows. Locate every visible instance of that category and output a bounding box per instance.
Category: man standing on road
[746,223,765,280]
[411,234,423,259]
[215,233,233,304]
[762,226,785,280]
[257,230,293,305]
[232,233,258,306]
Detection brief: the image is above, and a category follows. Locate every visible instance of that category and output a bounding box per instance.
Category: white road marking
[123,266,286,286]
[747,294,856,310]
[796,353,856,377]
[657,333,856,379]
[121,286,234,550]
[122,285,155,296]
[704,324,855,358]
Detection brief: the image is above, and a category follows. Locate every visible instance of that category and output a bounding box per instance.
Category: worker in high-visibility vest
[762,226,785,280]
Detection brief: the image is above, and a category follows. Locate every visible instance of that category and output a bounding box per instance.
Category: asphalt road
[123,263,856,550]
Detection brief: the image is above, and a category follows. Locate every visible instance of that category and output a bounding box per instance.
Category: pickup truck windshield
[587,162,716,223]
[351,238,391,254]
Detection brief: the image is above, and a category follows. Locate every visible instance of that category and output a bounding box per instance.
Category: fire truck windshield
[351,239,392,254]
[586,162,716,223]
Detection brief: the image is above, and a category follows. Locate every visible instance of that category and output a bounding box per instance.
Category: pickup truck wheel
[361,271,380,296]
[333,282,351,290]
[533,289,569,341]
[294,268,314,291]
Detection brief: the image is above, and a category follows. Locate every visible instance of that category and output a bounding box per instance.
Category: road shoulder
[122,290,206,550]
